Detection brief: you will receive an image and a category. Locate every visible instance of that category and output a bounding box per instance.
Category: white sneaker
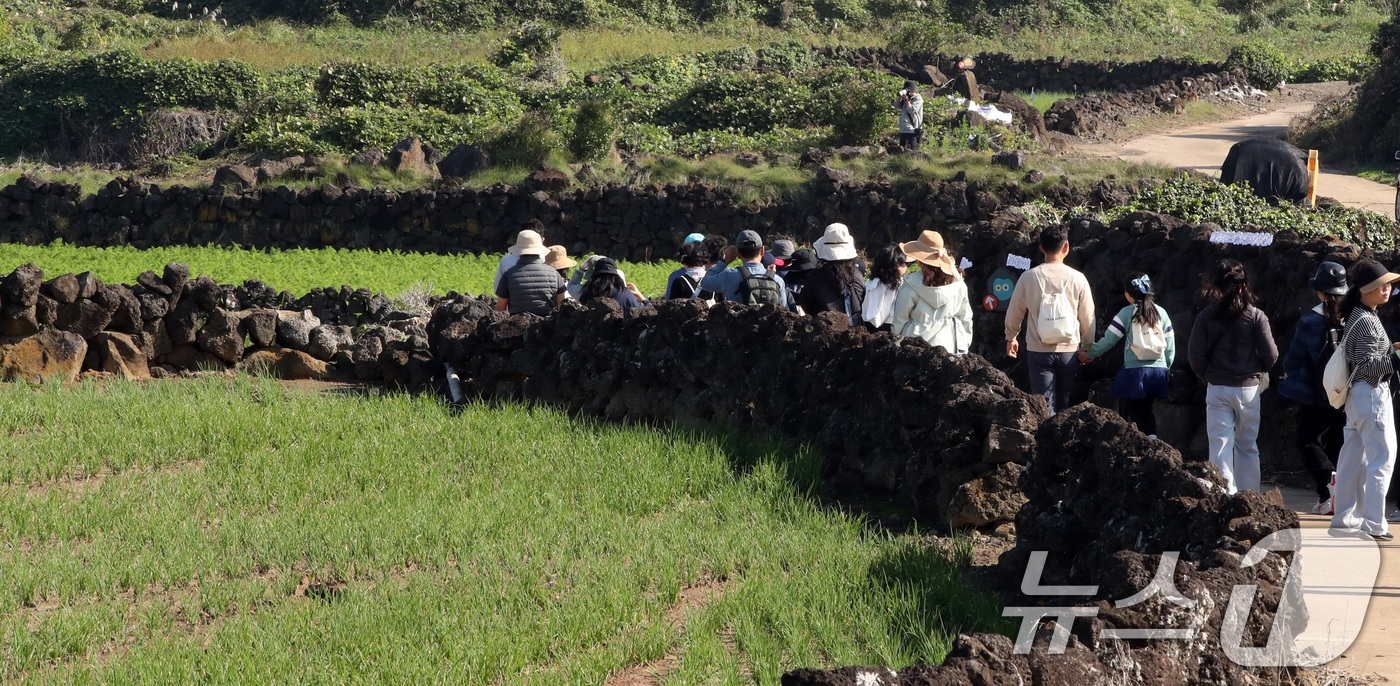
[1311,498,1334,516]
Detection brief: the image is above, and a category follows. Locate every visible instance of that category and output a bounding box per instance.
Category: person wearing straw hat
[545,245,578,299]
[800,223,865,324]
[494,230,567,316]
[1330,259,1400,540]
[891,231,972,354]
[492,227,542,294]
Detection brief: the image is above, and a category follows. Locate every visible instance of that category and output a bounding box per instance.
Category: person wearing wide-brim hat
[495,230,567,316]
[800,223,865,324]
[545,245,578,297]
[1278,261,1349,515]
[1331,259,1400,540]
[890,231,972,354]
[492,227,547,294]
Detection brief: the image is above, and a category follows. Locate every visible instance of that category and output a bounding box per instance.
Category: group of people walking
[493,223,1400,541]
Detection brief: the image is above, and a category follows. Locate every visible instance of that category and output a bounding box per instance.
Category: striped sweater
[1344,305,1395,388]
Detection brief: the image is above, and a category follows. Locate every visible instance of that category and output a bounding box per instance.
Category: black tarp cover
[1219,137,1310,203]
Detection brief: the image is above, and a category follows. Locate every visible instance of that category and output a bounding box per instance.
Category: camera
[898,89,908,96]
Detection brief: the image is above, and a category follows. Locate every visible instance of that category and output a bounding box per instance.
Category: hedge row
[0,46,918,162]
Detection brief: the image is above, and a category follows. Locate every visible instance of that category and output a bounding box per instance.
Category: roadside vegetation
[0,376,1008,684]
[0,0,1387,176]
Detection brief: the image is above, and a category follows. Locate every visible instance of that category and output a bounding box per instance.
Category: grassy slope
[129,5,1384,68]
[0,377,1007,684]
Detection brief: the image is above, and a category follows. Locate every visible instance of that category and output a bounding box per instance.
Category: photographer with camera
[894,80,924,151]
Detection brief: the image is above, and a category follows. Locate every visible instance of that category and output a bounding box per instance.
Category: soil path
[1078,99,1396,217]
[1280,486,1400,681]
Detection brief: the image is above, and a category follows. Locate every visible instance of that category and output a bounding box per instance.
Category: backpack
[1035,272,1078,346]
[1312,322,1342,401]
[1323,326,1353,409]
[670,273,700,299]
[1128,308,1167,361]
[737,268,784,306]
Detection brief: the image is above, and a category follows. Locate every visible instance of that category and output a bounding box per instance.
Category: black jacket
[497,256,565,316]
[799,266,865,324]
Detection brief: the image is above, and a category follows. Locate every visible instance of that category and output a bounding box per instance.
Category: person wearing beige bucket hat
[495,229,567,316]
[800,223,865,323]
[493,228,548,293]
[890,231,972,354]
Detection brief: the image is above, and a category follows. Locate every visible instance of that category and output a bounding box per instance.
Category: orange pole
[1307,150,1319,208]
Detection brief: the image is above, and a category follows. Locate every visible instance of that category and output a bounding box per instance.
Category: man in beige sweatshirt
[1004,225,1095,414]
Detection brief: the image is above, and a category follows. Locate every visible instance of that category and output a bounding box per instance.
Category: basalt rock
[0,263,42,307]
[196,308,244,363]
[93,331,150,379]
[239,347,330,380]
[0,329,86,382]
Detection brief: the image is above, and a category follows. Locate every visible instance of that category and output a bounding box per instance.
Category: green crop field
[0,243,682,300]
[0,377,1007,684]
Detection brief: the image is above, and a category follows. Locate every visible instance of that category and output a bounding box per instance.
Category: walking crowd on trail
[494,222,1400,542]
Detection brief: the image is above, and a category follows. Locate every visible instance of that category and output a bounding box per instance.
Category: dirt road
[1079,100,1396,217]
[1280,487,1400,681]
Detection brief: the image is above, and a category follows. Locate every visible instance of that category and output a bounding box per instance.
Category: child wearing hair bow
[1080,273,1176,440]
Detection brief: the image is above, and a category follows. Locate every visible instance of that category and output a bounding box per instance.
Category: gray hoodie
[891,277,973,354]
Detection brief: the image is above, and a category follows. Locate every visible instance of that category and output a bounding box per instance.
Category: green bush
[0,50,263,156]
[1225,43,1293,88]
[1294,54,1377,84]
[662,71,813,133]
[491,111,563,167]
[1122,174,1400,249]
[755,39,819,73]
[811,68,895,144]
[321,103,496,152]
[568,100,616,161]
[491,21,559,70]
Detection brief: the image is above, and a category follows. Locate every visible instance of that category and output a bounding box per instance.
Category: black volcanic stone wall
[0,174,1115,262]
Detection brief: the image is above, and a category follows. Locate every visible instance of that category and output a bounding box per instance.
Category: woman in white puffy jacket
[861,243,911,331]
[891,231,973,354]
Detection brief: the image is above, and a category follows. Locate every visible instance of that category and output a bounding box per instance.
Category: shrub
[662,71,813,133]
[1294,54,1377,84]
[811,68,895,145]
[491,111,563,167]
[0,50,263,156]
[568,100,616,161]
[321,103,495,152]
[491,21,559,70]
[1225,43,1293,89]
[1121,174,1400,249]
[755,39,819,73]
[1371,12,1400,58]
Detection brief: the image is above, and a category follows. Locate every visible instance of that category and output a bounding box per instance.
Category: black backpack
[737,268,784,306]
